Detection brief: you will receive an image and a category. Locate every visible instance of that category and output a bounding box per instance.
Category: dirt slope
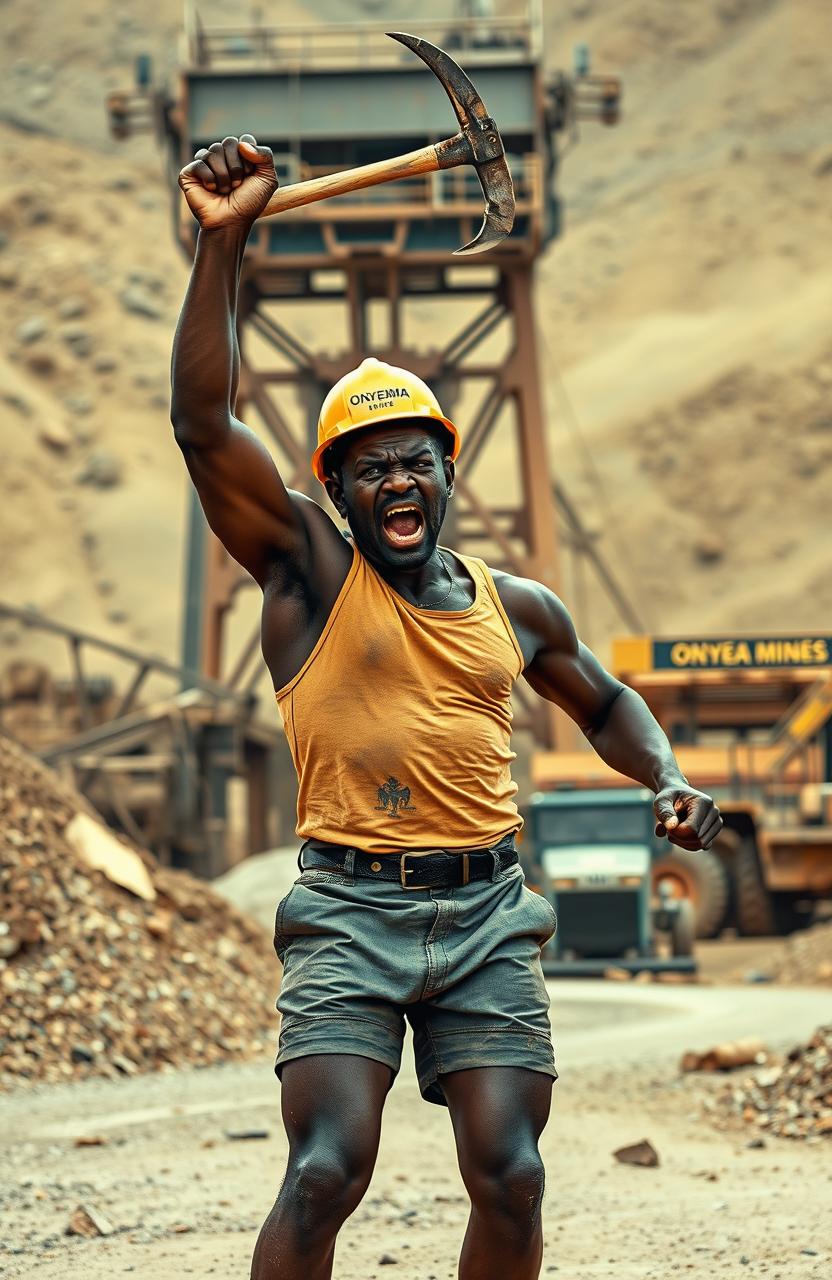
[0,0,830,672]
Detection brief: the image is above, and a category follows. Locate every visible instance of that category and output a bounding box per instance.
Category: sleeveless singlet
[274,545,525,855]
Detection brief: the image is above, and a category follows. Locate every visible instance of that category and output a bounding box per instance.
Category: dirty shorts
[273,842,558,1106]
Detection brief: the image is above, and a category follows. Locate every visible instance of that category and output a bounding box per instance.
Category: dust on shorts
[273,850,558,1106]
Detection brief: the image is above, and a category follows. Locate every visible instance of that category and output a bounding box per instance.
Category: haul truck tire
[733,840,808,936]
[732,837,775,936]
[652,847,729,939]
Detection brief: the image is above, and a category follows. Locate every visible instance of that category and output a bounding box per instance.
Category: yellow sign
[613,635,832,673]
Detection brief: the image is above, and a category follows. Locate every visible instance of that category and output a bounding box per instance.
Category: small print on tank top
[374,776,416,818]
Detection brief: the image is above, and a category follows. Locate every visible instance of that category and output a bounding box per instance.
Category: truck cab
[525,787,695,975]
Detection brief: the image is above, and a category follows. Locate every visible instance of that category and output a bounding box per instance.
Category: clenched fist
[178,134,278,231]
[654,784,722,851]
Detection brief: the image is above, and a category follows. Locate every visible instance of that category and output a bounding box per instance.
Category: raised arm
[171,134,348,591]
[496,575,722,850]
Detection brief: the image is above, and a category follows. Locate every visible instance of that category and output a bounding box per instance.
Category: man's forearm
[584,686,687,793]
[170,224,249,436]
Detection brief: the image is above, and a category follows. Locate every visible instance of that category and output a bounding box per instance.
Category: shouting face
[324,423,454,570]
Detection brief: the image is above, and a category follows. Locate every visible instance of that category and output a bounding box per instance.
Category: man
[172,135,722,1280]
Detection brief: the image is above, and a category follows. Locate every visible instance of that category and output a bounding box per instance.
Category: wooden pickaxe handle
[259,143,446,218]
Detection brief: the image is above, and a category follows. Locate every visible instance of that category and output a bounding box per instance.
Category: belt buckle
[399,850,445,890]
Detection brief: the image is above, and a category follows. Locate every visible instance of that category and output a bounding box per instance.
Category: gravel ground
[3,981,831,1279]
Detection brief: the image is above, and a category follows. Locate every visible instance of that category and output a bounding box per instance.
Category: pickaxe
[256,32,515,256]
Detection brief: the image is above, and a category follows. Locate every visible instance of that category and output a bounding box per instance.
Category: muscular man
[172,135,722,1280]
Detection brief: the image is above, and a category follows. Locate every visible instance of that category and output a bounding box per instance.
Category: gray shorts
[273,849,558,1106]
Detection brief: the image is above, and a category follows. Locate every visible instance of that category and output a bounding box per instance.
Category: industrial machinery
[533,633,832,936]
[524,787,696,976]
[0,603,290,876]
[106,1,625,752]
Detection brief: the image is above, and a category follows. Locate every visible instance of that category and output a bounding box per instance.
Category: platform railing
[186,14,539,70]
[0,602,251,735]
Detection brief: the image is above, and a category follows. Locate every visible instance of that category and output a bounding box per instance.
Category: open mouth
[381,504,425,549]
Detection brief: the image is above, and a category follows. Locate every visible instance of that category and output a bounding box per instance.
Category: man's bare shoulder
[488,567,572,637]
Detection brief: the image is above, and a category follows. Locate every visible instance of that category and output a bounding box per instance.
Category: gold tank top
[274,545,525,855]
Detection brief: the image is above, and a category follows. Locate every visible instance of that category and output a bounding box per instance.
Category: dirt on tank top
[274,544,525,855]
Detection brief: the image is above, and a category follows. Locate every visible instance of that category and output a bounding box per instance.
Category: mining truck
[531,633,832,937]
[525,786,696,976]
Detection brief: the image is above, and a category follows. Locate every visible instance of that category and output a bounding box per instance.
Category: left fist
[654,785,722,850]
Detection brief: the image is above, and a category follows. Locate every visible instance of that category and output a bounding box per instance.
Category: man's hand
[654,785,722,850]
[178,134,278,231]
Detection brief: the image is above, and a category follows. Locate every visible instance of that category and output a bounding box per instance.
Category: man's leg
[441,1066,553,1280]
[251,1053,393,1280]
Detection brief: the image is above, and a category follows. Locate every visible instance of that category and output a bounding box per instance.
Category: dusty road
[3,981,831,1280]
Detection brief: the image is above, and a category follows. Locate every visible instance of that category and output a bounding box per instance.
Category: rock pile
[730,919,832,986]
[716,1026,832,1140]
[0,733,280,1087]
[761,920,832,985]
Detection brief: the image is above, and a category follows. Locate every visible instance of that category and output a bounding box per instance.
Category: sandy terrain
[1,0,830,683]
[3,979,831,1279]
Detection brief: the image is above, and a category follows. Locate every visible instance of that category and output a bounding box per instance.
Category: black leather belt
[299,837,519,890]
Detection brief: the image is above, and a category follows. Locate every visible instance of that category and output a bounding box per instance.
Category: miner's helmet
[311,357,461,483]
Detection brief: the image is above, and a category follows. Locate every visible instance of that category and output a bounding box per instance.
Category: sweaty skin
[172,135,723,1280]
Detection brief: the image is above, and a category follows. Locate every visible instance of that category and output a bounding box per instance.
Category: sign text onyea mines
[662,637,831,670]
[614,635,832,674]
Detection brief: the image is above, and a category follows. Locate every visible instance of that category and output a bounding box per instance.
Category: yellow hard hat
[311,357,460,483]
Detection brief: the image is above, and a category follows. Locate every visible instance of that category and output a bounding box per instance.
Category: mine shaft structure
[109,3,623,753]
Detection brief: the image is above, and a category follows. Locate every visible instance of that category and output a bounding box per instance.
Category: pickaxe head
[387,32,515,256]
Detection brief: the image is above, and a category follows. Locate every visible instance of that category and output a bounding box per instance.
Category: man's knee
[283,1145,374,1231]
[461,1147,546,1225]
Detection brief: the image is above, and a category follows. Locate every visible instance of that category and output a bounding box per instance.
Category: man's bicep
[523,591,622,728]
[178,417,308,583]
